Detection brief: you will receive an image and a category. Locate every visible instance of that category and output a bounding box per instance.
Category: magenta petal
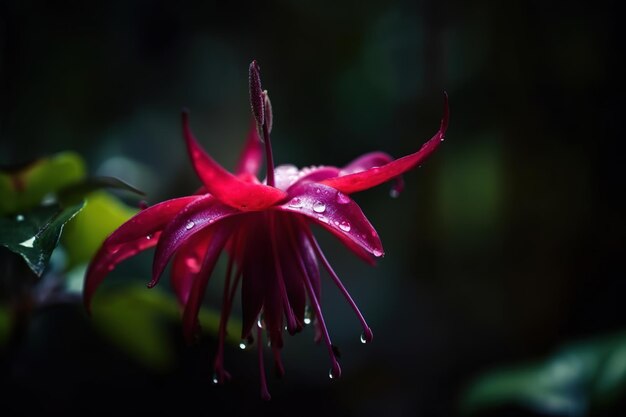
[182,111,287,211]
[235,120,263,177]
[106,196,199,244]
[340,151,405,196]
[84,196,199,312]
[181,223,233,344]
[151,194,239,288]
[287,166,341,191]
[170,229,214,306]
[320,93,449,194]
[278,182,384,259]
[84,232,160,313]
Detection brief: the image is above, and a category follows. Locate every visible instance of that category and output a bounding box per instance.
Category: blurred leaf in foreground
[91,285,240,371]
[0,202,85,276]
[62,191,139,269]
[0,152,86,215]
[461,331,626,416]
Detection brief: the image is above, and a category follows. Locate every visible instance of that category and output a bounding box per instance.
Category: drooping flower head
[84,61,448,399]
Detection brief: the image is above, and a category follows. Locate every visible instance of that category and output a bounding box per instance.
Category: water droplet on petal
[257,317,264,329]
[317,215,329,224]
[336,192,350,204]
[304,306,312,325]
[312,201,326,213]
[339,221,351,232]
[146,234,153,240]
[288,197,303,208]
[212,373,219,384]
[106,244,121,254]
[360,328,373,344]
[373,249,383,257]
[185,221,195,230]
[239,340,248,350]
[328,365,341,379]
[16,214,24,222]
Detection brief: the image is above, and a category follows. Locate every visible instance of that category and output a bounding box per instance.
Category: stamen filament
[213,250,235,383]
[303,226,373,343]
[257,323,271,400]
[285,223,341,378]
[272,345,285,378]
[269,214,299,333]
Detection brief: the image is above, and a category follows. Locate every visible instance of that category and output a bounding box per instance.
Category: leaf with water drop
[0,201,85,276]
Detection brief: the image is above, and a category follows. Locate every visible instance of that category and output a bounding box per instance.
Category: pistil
[249,60,276,187]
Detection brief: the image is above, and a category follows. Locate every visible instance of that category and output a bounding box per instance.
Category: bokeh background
[1,0,624,416]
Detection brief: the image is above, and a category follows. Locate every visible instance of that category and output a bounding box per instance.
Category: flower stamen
[269,215,300,334]
[257,323,271,400]
[213,249,239,383]
[303,226,373,343]
[286,225,342,379]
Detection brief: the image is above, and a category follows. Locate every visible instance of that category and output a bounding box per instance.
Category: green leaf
[460,332,626,416]
[58,176,145,207]
[0,152,86,215]
[92,287,177,371]
[0,202,85,276]
[91,286,241,370]
[61,191,138,269]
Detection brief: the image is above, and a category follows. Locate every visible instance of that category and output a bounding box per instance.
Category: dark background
[1,0,624,416]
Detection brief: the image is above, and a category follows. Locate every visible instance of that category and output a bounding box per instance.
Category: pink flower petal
[151,194,240,288]
[235,120,263,177]
[107,196,199,244]
[170,228,214,306]
[277,182,384,259]
[320,93,449,194]
[287,166,341,191]
[340,151,404,196]
[182,111,287,211]
[181,223,233,343]
[84,196,198,312]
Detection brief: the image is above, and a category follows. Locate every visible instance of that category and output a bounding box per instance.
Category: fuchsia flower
[84,61,448,399]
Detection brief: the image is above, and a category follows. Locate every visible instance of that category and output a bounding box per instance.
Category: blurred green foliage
[91,285,241,370]
[62,191,138,268]
[0,152,85,215]
[461,332,626,416]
